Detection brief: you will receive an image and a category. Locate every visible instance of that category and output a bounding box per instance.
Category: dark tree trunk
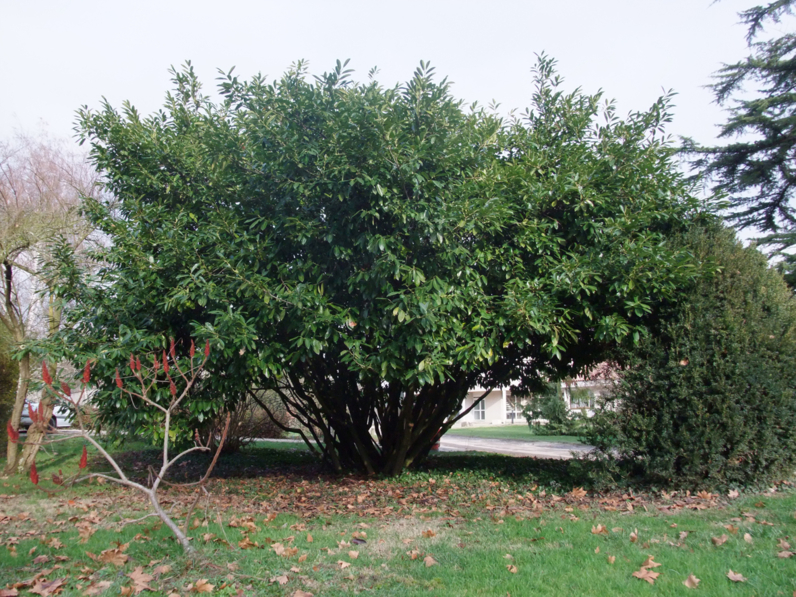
[267,357,478,475]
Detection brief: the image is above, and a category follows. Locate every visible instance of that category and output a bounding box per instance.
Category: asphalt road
[439,436,593,459]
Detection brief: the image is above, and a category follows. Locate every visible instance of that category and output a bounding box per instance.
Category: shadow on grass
[106,440,609,491]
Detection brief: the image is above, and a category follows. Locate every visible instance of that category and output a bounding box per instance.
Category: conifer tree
[691,1,796,273]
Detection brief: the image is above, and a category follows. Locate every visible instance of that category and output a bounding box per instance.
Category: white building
[453,374,612,428]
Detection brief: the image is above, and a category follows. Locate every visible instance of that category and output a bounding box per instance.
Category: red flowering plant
[9,338,227,553]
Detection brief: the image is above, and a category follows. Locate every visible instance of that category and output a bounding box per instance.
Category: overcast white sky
[0,0,765,149]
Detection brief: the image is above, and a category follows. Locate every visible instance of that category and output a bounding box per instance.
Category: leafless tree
[0,131,101,474]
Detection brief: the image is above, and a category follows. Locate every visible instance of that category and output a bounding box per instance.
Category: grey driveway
[439,436,593,459]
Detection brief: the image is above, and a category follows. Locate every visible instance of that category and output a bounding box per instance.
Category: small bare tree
[7,338,228,553]
[0,132,101,473]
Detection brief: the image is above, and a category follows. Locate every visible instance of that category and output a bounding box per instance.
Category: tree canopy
[44,57,703,474]
[690,0,796,271]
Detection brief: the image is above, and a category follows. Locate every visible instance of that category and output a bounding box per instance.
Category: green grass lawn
[445,425,584,443]
[1,438,795,596]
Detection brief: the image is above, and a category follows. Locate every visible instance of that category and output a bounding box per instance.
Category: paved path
[439,436,593,459]
[258,436,594,460]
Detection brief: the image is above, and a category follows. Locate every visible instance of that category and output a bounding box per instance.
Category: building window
[473,400,485,420]
[569,388,595,409]
[506,398,520,420]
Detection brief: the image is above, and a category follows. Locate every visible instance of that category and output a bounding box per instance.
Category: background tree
[689,0,796,271]
[0,132,99,474]
[0,329,18,457]
[46,57,704,475]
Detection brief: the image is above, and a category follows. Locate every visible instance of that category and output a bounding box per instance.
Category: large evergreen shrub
[588,227,796,488]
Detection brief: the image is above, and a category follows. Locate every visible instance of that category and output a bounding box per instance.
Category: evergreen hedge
[588,227,796,488]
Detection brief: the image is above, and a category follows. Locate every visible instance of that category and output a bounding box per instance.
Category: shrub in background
[522,383,591,436]
[588,226,796,488]
[205,391,289,454]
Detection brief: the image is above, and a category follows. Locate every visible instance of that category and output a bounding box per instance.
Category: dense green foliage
[689,1,796,270]
[588,227,796,488]
[42,56,703,474]
[522,384,591,436]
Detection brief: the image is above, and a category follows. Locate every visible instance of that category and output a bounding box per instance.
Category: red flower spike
[129,354,135,373]
[79,445,88,469]
[42,362,52,386]
[204,340,210,358]
[115,369,123,389]
[162,351,169,374]
[153,355,160,371]
[29,404,39,425]
[135,356,141,372]
[169,380,177,397]
[6,421,19,443]
[190,339,195,359]
[60,382,71,397]
[170,338,176,359]
[83,361,91,384]
[30,461,39,485]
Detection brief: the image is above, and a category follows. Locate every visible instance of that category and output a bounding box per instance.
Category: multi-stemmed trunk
[260,358,489,475]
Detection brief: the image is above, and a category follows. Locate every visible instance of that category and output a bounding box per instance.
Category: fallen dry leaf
[292,591,313,597]
[570,487,587,499]
[290,566,301,573]
[191,579,215,593]
[337,560,351,569]
[778,538,791,550]
[0,590,19,597]
[126,567,154,595]
[712,534,729,547]
[683,574,700,589]
[298,553,307,563]
[641,556,662,569]
[238,537,258,550]
[153,565,171,576]
[629,529,638,543]
[778,550,794,558]
[29,578,68,597]
[119,587,133,597]
[743,533,753,544]
[421,530,436,538]
[423,555,438,567]
[82,581,112,596]
[725,524,739,534]
[506,564,518,573]
[632,568,660,585]
[348,551,359,559]
[306,533,313,543]
[226,563,239,572]
[270,575,288,586]
[96,548,129,567]
[727,570,746,582]
[728,489,740,499]
[591,524,608,536]
[607,556,616,564]
[32,555,50,564]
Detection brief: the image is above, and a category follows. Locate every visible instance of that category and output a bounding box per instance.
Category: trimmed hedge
[588,227,796,488]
